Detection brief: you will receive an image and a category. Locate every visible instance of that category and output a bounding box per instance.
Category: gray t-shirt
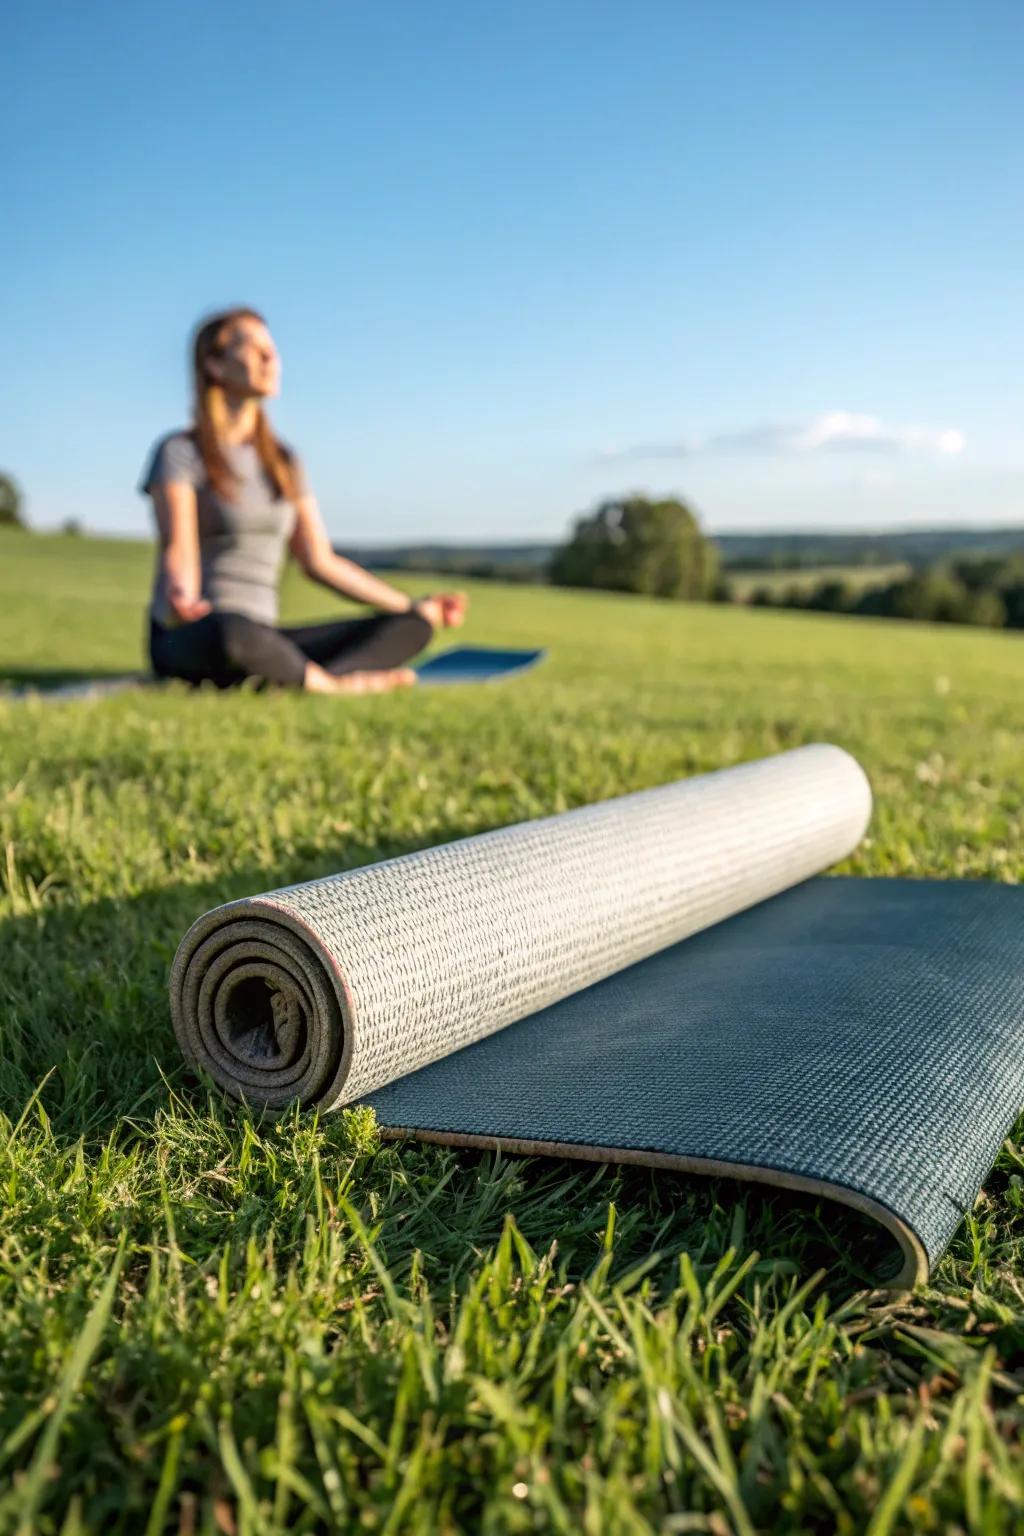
[139,430,307,626]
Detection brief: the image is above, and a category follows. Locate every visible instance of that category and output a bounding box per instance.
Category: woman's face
[208,316,281,399]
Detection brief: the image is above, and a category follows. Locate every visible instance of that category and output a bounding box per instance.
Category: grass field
[2,527,1023,1534]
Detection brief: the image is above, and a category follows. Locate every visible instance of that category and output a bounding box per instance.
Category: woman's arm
[289,495,414,612]
[151,482,212,623]
[289,495,468,626]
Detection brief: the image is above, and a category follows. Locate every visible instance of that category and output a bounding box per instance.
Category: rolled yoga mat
[169,744,1024,1286]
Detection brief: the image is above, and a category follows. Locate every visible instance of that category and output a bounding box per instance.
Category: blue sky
[4,1,1021,541]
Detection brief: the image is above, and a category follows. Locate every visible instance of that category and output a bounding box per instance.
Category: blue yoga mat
[10,647,546,701]
[415,646,546,685]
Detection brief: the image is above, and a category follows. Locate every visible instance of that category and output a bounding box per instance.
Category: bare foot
[329,668,417,695]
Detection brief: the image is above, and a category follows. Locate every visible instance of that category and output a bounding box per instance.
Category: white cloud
[598,411,966,462]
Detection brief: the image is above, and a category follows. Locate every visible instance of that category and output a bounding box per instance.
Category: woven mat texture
[170,744,871,1107]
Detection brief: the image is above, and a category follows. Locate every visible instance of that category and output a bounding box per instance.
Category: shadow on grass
[0,832,470,1138]
[0,837,907,1296]
[511,1153,906,1291]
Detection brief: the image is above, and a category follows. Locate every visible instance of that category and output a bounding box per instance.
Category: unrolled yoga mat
[10,675,149,702]
[169,744,1024,1285]
[12,647,546,701]
[414,645,546,684]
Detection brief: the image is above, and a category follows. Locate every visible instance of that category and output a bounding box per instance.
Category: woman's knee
[390,609,433,661]
[394,609,434,645]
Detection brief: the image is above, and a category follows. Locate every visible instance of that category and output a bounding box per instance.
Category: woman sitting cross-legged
[140,305,466,693]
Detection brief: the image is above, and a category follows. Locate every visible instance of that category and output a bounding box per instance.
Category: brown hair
[190,307,300,502]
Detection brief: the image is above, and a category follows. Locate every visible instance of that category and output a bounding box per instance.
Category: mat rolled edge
[168,902,356,1111]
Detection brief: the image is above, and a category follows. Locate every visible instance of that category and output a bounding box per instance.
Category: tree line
[551,496,1024,630]
[746,557,1024,629]
[5,466,1022,630]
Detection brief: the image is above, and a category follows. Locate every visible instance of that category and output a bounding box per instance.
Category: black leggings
[150,609,433,689]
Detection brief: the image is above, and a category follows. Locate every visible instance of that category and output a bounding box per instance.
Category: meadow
[1,527,1023,1534]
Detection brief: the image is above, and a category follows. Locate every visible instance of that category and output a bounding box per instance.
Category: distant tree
[1002,583,1024,630]
[958,588,1006,627]
[882,573,967,624]
[805,580,853,614]
[955,555,1024,628]
[853,585,889,618]
[61,518,84,537]
[550,495,718,600]
[953,554,1024,592]
[0,473,25,528]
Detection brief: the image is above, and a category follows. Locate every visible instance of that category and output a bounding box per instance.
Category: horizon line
[15,519,1024,547]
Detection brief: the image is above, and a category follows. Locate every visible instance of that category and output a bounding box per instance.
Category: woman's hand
[415,592,468,631]
[167,584,212,624]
